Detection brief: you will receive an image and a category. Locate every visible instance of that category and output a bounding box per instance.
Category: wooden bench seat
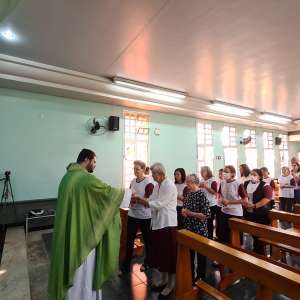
[259,237,300,256]
[221,218,300,290]
[269,209,300,229]
[196,280,231,300]
[232,245,300,274]
[175,229,300,300]
[286,227,300,234]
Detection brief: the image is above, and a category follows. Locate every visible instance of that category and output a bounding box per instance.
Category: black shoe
[151,282,167,291]
[118,265,130,276]
[140,263,149,272]
[158,292,172,299]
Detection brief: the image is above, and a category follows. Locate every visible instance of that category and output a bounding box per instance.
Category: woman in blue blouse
[182,174,211,283]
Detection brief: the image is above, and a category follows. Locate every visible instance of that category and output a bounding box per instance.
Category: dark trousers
[190,250,206,282]
[280,197,295,212]
[215,206,222,241]
[295,190,300,204]
[207,205,218,240]
[177,206,184,230]
[244,210,270,254]
[218,211,242,244]
[123,216,151,270]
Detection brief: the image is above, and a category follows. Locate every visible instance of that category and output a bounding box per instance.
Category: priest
[48,149,124,300]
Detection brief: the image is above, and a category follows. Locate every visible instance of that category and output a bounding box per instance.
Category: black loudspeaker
[108,116,119,131]
[275,137,282,145]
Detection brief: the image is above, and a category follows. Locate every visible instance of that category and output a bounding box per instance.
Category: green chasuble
[48,163,124,300]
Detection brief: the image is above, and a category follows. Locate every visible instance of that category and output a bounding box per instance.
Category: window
[244,129,257,169]
[197,122,213,175]
[222,126,237,170]
[123,111,149,188]
[263,132,275,177]
[279,134,289,168]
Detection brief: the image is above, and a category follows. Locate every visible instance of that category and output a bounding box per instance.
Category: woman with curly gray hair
[182,173,211,283]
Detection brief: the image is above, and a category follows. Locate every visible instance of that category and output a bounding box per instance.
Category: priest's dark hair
[77,148,96,163]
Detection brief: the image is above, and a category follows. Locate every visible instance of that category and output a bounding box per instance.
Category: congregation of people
[121,158,300,297]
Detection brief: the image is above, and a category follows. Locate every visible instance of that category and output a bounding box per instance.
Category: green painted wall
[0,88,296,201]
[289,141,300,161]
[0,88,123,201]
[150,111,197,175]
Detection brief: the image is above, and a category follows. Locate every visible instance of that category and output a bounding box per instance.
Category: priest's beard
[86,163,95,173]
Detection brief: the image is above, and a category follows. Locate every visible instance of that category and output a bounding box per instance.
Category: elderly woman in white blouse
[137,162,177,297]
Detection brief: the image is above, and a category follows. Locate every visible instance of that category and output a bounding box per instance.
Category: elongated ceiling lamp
[113,76,187,103]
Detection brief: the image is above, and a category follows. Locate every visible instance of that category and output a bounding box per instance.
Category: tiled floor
[25,229,299,300]
[27,229,51,300]
[0,227,31,300]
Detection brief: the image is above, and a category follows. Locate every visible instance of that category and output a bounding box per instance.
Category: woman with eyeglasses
[218,165,248,244]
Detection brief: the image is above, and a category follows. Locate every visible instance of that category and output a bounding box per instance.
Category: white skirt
[67,248,102,300]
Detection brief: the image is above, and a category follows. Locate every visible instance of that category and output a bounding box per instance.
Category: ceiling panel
[0,0,167,74]
[107,0,300,118]
[1,0,300,119]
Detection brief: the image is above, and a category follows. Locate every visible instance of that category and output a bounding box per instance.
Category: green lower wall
[0,88,298,201]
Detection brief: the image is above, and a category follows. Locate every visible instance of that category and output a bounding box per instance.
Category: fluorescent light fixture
[259,113,291,124]
[112,85,183,104]
[0,29,17,41]
[113,76,187,100]
[208,101,254,117]
[143,92,183,103]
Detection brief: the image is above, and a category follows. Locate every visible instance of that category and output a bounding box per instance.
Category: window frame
[279,133,289,168]
[263,131,275,177]
[197,122,214,175]
[123,111,150,188]
[222,126,238,170]
[244,129,257,169]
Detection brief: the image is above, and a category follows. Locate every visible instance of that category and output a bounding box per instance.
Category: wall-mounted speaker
[275,137,282,145]
[108,116,119,131]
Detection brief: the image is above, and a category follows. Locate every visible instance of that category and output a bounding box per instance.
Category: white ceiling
[1,0,300,124]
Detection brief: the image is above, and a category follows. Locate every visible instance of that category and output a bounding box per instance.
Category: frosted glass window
[123,111,149,188]
[263,132,275,177]
[244,129,257,168]
[279,134,289,168]
[224,148,238,171]
[197,122,213,174]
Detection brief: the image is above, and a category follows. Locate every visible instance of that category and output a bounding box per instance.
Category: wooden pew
[229,218,300,250]
[119,208,129,263]
[216,218,300,290]
[230,217,300,263]
[261,209,300,261]
[295,204,300,214]
[268,209,300,232]
[175,229,300,300]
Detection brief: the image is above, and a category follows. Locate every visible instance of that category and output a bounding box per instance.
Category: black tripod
[0,171,16,215]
